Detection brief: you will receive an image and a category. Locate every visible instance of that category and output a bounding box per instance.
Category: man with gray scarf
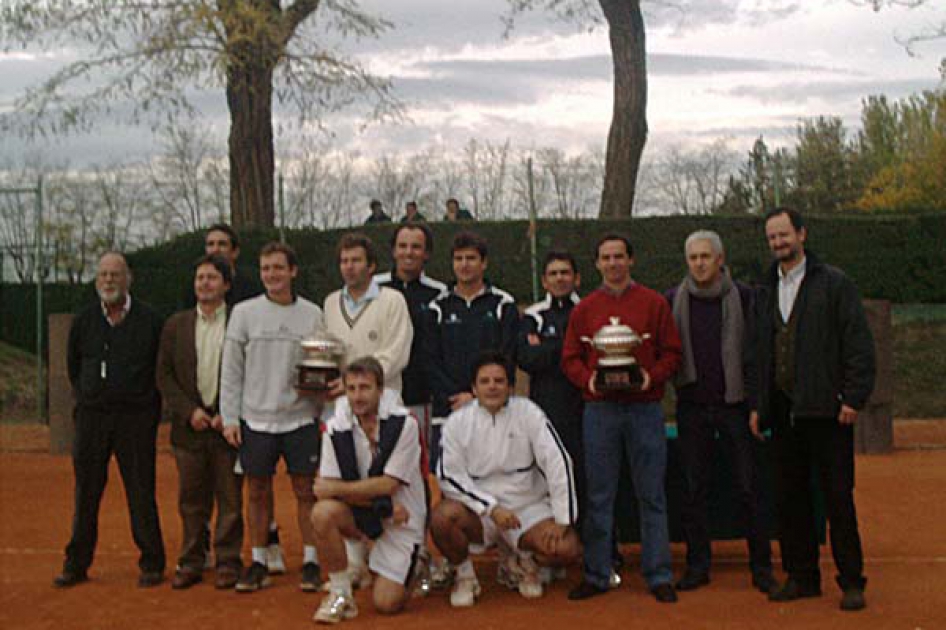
[665,231,775,594]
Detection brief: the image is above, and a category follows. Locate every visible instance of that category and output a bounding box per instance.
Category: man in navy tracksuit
[424,231,519,467]
[518,251,584,504]
[375,222,447,436]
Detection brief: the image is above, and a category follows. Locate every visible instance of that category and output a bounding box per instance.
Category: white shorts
[369,528,425,586]
[470,500,554,554]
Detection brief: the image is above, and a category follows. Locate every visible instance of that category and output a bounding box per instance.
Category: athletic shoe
[429,557,455,589]
[320,563,373,593]
[301,562,322,592]
[313,590,359,624]
[496,550,520,590]
[568,581,608,601]
[516,555,543,599]
[235,562,271,593]
[450,576,482,608]
[266,527,287,575]
[409,549,432,598]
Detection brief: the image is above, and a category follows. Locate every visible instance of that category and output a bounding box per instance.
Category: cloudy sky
[1,0,944,167]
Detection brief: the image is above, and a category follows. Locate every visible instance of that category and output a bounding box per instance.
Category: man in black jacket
[54,252,166,588]
[424,231,518,464]
[376,222,447,437]
[518,251,583,502]
[750,207,875,612]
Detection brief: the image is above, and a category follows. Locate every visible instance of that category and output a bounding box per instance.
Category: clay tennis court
[1,422,944,630]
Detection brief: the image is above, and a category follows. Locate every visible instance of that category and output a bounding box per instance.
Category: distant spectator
[365,200,392,225]
[444,198,474,222]
[401,201,427,223]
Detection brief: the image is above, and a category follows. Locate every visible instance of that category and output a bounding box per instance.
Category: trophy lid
[301,330,345,356]
[593,316,645,347]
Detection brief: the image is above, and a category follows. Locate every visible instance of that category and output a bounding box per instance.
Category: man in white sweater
[220,242,324,593]
[323,233,413,397]
[322,232,414,585]
[431,351,581,606]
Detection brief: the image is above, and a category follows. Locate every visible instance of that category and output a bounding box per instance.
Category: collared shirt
[599,280,636,298]
[342,279,380,318]
[101,294,132,327]
[778,257,807,323]
[195,303,227,408]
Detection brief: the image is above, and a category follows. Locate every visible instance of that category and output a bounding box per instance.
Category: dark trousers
[65,406,165,574]
[173,440,243,572]
[771,392,865,591]
[677,400,772,576]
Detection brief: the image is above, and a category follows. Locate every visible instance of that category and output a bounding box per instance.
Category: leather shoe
[215,565,240,590]
[171,568,202,590]
[651,583,678,603]
[752,570,778,595]
[768,578,821,602]
[675,571,709,591]
[53,569,88,588]
[568,581,609,601]
[138,571,165,588]
[840,587,866,611]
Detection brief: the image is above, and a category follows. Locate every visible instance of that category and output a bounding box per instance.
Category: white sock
[456,559,476,580]
[251,547,268,566]
[269,522,279,533]
[345,539,366,568]
[329,570,353,597]
[304,545,319,565]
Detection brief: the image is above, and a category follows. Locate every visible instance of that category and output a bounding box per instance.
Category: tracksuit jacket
[424,282,519,418]
[375,271,447,406]
[438,397,578,525]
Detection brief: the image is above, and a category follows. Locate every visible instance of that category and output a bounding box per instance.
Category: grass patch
[893,320,946,418]
[0,341,41,423]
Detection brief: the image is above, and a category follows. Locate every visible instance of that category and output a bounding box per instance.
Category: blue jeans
[582,401,672,589]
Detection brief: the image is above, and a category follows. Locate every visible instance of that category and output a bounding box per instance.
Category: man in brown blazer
[157,254,243,589]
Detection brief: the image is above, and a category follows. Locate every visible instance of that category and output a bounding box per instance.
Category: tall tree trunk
[226,58,276,229]
[598,0,647,219]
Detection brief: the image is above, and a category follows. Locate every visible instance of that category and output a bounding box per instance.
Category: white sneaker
[429,557,455,589]
[450,576,482,608]
[266,544,286,575]
[320,564,372,593]
[409,550,432,598]
[313,590,358,624]
[496,551,520,590]
[516,554,543,599]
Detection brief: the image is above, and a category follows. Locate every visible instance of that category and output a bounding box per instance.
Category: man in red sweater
[562,234,682,603]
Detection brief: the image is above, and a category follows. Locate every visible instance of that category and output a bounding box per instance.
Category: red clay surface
[1,423,945,630]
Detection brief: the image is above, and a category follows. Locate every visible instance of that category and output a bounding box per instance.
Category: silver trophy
[297,331,345,391]
[582,317,650,391]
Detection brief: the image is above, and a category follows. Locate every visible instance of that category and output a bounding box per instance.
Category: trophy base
[595,363,643,392]
[296,366,341,391]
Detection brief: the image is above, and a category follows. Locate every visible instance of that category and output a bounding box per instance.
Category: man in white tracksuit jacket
[431,351,581,607]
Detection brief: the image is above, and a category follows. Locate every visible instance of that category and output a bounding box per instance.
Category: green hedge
[3,214,944,353]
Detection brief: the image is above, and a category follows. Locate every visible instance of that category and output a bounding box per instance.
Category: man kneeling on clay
[431,350,581,606]
[311,357,427,623]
